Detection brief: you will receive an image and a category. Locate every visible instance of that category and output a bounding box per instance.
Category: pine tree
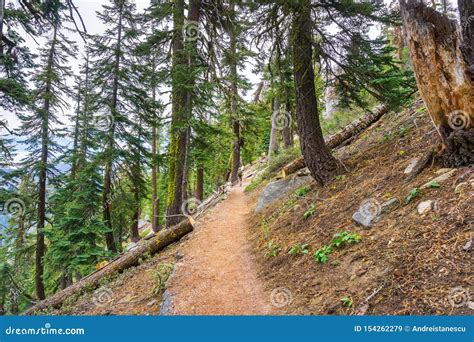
[89,0,147,250]
[17,5,77,298]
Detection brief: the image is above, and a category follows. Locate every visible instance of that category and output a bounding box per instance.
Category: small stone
[352,211,375,228]
[463,239,472,252]
[417,200,433,214]
[356,268,368,276]
[175,250,184,260]
[147,299,157,307]
[404,158,419,174]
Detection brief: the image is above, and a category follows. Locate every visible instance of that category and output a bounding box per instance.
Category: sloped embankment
[248,100,473,315]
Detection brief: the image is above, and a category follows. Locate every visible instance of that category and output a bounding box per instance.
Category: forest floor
[163,179,272,315]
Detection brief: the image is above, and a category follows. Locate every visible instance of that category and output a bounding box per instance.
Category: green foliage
[265,241,282,258]
[288,243,310,256]
[405,188,420,204]
[341,296,353,308]
[427,181,440,189]
[313,231,362,264]
[331,231,362,248]
[152,263,174,296]
[295,186,311,197]
[303,204,316,220]
[313,245,333,264]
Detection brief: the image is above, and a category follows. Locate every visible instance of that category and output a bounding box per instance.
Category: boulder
[255,175,313,213]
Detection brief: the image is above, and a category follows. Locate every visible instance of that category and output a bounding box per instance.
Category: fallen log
[23,219,193,315]
[281,105,388,177]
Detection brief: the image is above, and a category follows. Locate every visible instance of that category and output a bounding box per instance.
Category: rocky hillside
[247,98,473,315]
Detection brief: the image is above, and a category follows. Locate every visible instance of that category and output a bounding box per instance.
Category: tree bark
[166,0,201,226]
[23,219,193,315]
[458,0,474,81]
[281,105,388,177]
[291,0,339,185]
[151,86,160,232]
[268,96,280,161]
[229,1,241,184]
[195,166,204,201]
[400,0,474,166]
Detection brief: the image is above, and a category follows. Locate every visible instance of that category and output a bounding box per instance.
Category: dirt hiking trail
[165,177,272,315]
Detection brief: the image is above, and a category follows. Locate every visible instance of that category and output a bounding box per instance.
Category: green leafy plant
[295,186,311,197]
[153,263,174,296]
[341,296,353,307]
[399,126,409,137]
[313,245,332,264]
[303,204,316,219]
[331,231,362,248]
[288,243,310,256]
[427,181,440,188]
[265,241,282,257]
[335,175,346,181]
[405,187,420,204]
[331,260,340,267]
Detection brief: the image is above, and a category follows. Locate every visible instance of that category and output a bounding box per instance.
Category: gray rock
[352,198,399,228]
[417,200,433,214]
[404,158,419,174]
[159,290,174,315]
[352,210,375,227]
[255,175,313,213]
[463,239,472,252]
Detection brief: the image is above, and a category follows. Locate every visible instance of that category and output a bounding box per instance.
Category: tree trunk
[166,0,201,226]
[102,2,124,252]
[151,88,160,232]
[268,96,280,161]
[458,0,474,80]
[282,67,293,148]
[291,0,339,185]
[35,24,60,301]
[23,219,193,315]
[229,2,241,184]
[281,105,388,177]
[195,166,204,201]
[400,0,474,166]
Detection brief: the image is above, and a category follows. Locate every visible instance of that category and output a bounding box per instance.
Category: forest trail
[165,175,272,315]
